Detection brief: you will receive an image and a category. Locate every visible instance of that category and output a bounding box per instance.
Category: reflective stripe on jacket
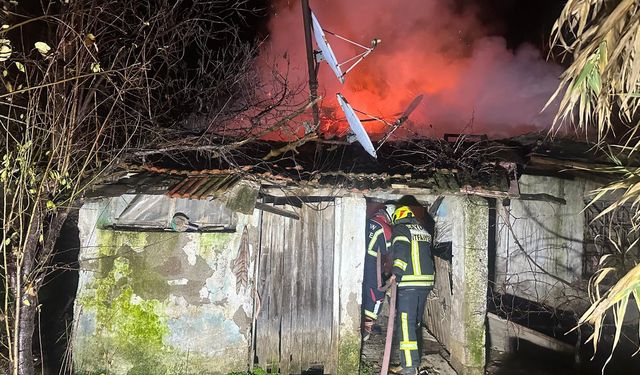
[391,217,435,288]
[366,215,391,258]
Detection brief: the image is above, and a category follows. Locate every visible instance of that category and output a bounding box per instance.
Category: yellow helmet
[392,205,414,223]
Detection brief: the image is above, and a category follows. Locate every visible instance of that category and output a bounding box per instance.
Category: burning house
[5,0,639,375]
[66,135,633,375]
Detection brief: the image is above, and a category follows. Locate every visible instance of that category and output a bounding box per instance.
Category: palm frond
[578,263,640,366]
[551,0,640,365]
[550,0,640,143]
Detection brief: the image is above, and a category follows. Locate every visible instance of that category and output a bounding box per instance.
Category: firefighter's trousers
[362,255,385,321]
[362,282,385,321]
[395,287,431,371]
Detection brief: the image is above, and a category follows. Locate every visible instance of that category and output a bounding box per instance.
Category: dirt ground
[360,302,457,375]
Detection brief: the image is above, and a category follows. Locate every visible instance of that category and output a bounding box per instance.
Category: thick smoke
[263,0,562,138]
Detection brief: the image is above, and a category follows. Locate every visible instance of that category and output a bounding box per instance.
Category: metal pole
[301,0,320,131]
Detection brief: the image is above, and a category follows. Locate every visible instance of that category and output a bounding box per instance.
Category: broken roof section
[102,138,514,197]
[91,134,622,206]
[167,174,240,199]
[504,133,640,183]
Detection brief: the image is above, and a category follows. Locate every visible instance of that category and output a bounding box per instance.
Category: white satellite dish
[311,12,344,83]
[311,11,380,84]
[397,94,424,123]
[336,93,377,158]
[377,94,424,148]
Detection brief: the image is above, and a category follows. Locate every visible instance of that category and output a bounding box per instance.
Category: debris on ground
[361,300,457,375]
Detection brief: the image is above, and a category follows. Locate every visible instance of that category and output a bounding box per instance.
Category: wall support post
[449,196,488,375]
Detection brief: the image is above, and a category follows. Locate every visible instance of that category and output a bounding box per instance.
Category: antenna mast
[301,0,320,131]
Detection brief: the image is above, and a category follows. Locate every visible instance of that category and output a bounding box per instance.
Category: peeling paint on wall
[231,228,250,294]
[73,199,257,375]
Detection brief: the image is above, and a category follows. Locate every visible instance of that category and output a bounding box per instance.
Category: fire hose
[380,279,396,375]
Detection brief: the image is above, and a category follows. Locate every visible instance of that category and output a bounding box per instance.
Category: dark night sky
[474,0,567,51]
[255,1,568,59]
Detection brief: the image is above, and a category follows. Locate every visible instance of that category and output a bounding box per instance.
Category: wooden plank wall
[256,203,336,374]
[425,255,452,350]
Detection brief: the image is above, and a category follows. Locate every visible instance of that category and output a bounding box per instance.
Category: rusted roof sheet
[312,172,451,191]
[104,138,518,196]
[91,136,617,199]
[115,164,510,195]
[306,167,511,192]
[166,174,241,199]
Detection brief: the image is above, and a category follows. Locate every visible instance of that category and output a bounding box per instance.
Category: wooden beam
[527,154,640,171]
[262,195,336,207]
[255,202,300,220]
[518,193,566,205]
[487,312,574,354]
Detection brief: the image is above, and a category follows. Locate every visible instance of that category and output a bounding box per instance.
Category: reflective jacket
[391,216,434,289]
[367,212,392,258]
[363,212,392,287]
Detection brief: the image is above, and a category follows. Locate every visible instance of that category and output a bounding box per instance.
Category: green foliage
[360,361,373,375]
[549,0,640,139]
[338,335,361,375]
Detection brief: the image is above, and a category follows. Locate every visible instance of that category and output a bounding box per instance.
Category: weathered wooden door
[256,203,336,374]
[425,244,452,351]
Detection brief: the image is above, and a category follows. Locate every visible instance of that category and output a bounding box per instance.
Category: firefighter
[390,205,434,375]
[361,203,396,341]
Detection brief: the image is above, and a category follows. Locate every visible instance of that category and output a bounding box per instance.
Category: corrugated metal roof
[90,136,616,199]
[308,168,511,192]
[166,174,241,199]
[117,164,510,195]
[105,139,518,196]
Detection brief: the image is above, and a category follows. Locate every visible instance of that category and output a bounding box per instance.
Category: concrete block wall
[73,198,258,375]
[73,193,492,375]
[495,175,590,310]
